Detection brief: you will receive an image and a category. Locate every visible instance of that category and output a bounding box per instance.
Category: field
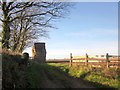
[2,53,120,89]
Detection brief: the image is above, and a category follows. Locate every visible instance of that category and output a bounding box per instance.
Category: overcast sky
[24,2,118,59]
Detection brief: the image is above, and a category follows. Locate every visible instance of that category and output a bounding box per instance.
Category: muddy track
[37,65,97,88]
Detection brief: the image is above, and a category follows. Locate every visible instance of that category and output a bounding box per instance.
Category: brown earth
[37,64,96,88]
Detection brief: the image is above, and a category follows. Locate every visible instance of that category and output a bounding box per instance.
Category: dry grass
[0,48,22,55]
[49,63,120,88]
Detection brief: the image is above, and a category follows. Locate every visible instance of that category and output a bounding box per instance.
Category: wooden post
[69,53,73,67]
[106,53,109,68]
[85,53,88,66]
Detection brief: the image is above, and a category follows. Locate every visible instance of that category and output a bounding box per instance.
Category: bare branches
[7,2,14,10]
[1,1,71,51]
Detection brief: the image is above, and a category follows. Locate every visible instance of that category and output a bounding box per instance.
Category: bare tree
[0,1,71,51]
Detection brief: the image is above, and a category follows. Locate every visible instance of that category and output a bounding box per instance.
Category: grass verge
[49,63,120,89]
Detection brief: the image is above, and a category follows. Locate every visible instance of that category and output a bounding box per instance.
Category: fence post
[106,53,109,68]
[85,53,88,66]
[69,53,73,67]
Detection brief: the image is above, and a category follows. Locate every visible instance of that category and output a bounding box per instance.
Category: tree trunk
[2,2,10,49]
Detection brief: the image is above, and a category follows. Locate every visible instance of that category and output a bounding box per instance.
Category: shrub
[2,53,28,89]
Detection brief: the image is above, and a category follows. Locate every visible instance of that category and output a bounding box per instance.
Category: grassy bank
[26,62,70,88]
[2,55,69,88]
[2,53,28,88]
[48,63,120,89]
[2,53,119,89]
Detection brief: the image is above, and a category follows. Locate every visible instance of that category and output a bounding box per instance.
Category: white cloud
[46,40,118,59]
[66,28,118,38]
[23,41,118,59]
[23,40,118,59]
